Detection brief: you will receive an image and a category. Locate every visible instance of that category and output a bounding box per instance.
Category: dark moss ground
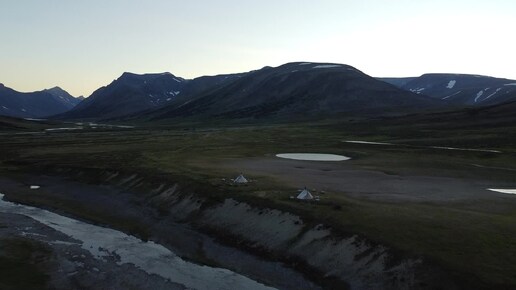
[0,238,52,290]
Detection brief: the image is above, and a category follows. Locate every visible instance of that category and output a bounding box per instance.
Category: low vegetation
[1,116,516,288]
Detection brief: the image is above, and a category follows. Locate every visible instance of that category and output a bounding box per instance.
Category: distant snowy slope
[382,74,516,106]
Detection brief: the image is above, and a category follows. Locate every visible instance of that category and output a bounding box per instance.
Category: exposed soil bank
[0,174,320,290]
[0,168,458,290]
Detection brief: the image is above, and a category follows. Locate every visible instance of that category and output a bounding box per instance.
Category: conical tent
[234,174,249,184]
[296,187,314,200]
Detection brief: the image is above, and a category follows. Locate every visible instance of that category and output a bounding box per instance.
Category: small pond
[276,153,350,161]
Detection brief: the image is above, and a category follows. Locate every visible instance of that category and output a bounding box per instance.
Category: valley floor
[1,118,516,289]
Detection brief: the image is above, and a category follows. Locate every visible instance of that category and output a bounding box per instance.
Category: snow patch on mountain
[410,88,426,94]
[474,90,484,103]
[446,80,456,89]
[484,88,502,101]
[313,65,342,69]
[442,90,462,100]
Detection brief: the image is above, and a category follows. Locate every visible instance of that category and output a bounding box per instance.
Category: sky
[0,0,515,97]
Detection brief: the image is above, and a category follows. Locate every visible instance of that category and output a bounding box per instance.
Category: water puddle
[344,140,394,145]
[343,140,501,153]
[276,153,350,161]
[487,189,516,195]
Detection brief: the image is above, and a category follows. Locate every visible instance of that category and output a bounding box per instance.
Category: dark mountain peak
[58,71,191,119]
[117,72,185,85]
[44,86,72,96]
[119,72,145,82]
[0,84,14,92]
[280,62,356,70]
[42,86,74,98]
[267,62,366,79]
[0,84,80,118]
[120,72,138,77]
[120,71,176,78]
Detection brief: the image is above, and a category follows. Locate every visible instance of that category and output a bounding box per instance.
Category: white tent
[296,187,314,200]
[233,174,249,184]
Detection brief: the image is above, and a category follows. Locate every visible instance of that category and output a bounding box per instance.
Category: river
[0,193,279,290]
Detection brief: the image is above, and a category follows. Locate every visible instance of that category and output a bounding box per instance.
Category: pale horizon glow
[1,0,515,97]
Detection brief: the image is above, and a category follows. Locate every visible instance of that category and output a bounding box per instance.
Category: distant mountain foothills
[0,84,81,118]
[383,95,516,130]
[139,62,442,121]
[380,74,516,106]
[3,63,516,121]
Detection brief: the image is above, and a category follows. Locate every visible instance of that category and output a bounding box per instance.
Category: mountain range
[2,63,516,122]
[142,62,442,121]
[55,71,247,120]
[0,84,81,118]
[55,72,187,119]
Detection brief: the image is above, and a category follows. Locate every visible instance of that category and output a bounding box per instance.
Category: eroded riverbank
[0,170,458,289]
[0,175,321,290]
[0,193,278,290]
